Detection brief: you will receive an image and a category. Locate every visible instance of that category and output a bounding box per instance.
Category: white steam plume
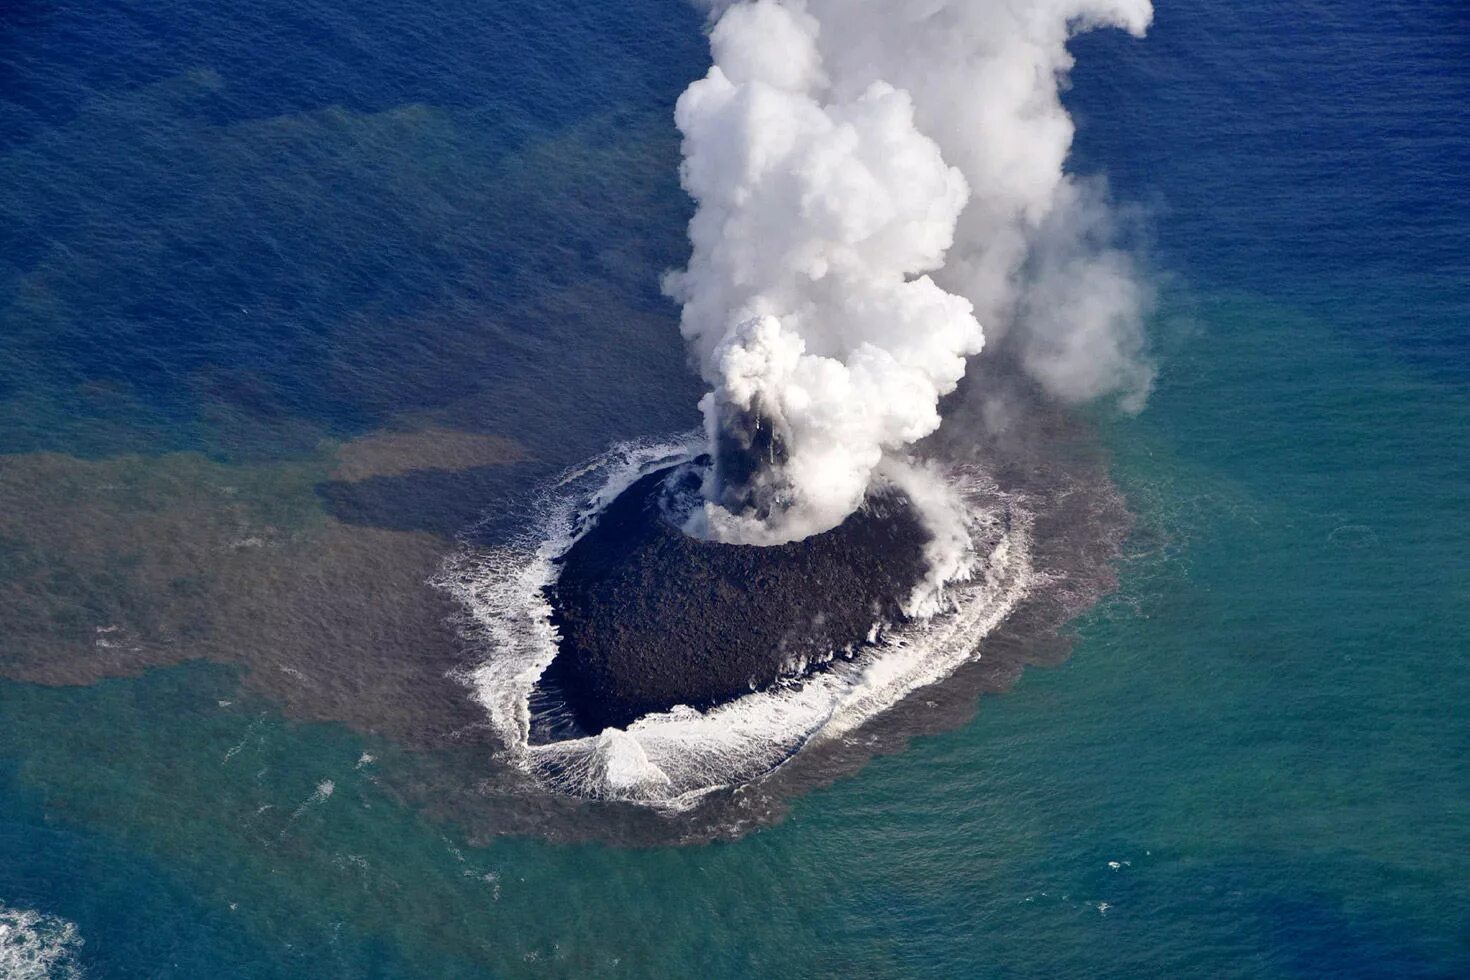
[666,0,1154,545]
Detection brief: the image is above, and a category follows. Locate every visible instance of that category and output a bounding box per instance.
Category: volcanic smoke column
[666,0,1154,546]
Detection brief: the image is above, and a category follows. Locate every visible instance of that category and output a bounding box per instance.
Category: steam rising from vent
[666,0,1154,544]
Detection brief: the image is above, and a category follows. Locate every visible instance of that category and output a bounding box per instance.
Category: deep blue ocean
[1,0,1467,976]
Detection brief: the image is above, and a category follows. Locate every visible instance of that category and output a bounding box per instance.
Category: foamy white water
[441,438,1033,809]
[0,903,84,980]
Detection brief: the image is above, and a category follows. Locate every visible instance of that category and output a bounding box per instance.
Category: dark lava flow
[540,462,931,734]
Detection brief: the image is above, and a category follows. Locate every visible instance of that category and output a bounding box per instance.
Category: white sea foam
[287,779,335,824]
[0,903,84,980]
[441,438,1032,809]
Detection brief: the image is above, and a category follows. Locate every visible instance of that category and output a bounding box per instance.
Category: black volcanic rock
[542,464,931,733]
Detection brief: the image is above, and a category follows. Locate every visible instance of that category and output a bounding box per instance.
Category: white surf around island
[440,436,1035,810]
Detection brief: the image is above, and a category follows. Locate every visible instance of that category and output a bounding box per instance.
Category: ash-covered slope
[543,465,931,733]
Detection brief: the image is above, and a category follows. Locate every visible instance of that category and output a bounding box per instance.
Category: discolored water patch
[0,360,1133,845]
[0,428,531,749]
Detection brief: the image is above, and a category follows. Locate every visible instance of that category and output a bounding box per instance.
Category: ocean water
[2,0,1468,977]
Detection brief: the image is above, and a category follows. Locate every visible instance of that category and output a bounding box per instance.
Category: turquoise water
[3,0,1468,976]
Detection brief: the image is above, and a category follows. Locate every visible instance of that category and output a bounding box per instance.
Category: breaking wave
[0,903,84,980]
[440,436,1034,809]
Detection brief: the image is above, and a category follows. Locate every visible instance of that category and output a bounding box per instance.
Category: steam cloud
[666,0,1155,544]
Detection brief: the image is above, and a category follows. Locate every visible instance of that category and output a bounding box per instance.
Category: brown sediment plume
[329,428,527,482]
[0,428,528,749]
[0,360,1135,846]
